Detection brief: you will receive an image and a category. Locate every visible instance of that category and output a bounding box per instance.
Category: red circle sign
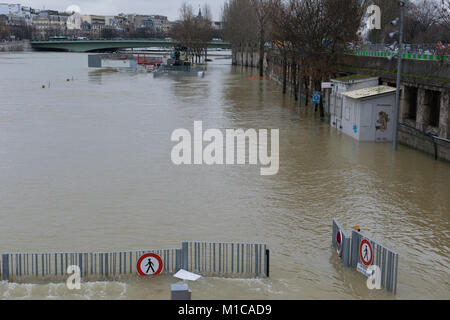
[359,239,373,266]
[136,253,163,276]
[336,230,342,245]
[336,230,343,257]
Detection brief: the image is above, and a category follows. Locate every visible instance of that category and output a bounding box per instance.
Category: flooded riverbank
[0,52,449,299]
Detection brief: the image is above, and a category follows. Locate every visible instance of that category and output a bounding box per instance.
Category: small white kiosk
[329,75,379,130]
[340,85,397,142]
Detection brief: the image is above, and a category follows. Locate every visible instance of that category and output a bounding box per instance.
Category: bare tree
[437,0,450,30]
[169,2,214,64]
[287,0,367,113]
[223,0,258,66]
[251,0,274,76]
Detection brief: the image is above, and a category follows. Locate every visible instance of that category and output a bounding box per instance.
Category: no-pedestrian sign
[359,239,373,266]
[136,253,163,276]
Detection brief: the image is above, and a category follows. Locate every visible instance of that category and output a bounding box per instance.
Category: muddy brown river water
[0,52,449,299]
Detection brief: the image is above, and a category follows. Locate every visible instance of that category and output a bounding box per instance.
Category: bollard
[171,283,191,300]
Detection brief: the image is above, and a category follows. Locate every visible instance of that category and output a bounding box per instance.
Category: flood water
[0,52,449,299]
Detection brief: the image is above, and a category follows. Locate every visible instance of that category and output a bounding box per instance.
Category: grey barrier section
[181,241,268,278]
[0,241,269,282]
[0,248,180,282]
[331,219,351,267]
[351,230,399,294]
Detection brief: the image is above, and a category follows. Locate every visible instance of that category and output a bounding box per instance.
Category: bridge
[30,39,231,52]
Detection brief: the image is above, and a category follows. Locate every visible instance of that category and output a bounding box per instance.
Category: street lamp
[392,0,406,151]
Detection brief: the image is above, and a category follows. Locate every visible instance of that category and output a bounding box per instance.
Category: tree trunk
[292,60,297,100]
[304,77,309,106]
[259,28,265,77]
[282,50,287,94]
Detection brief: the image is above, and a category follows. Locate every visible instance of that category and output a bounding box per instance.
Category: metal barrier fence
[351,230,399,294]
[332,219,351,267]
[332,219,399,294]
[181,241,268,278]
[1,248,180,282]
[0,241,268,283]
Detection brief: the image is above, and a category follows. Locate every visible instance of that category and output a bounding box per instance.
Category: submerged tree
[169,2,214,64]
[222,0,259,66]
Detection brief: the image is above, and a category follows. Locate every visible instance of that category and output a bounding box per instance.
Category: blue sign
[353,125,358,133]
[312,91,321,104]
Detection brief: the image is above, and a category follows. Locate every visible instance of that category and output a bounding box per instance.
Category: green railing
[351,50,448,62]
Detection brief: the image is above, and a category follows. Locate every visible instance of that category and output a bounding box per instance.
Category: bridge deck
[30,39,231,52]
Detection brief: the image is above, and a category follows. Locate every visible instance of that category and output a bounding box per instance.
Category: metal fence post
[175,249,181,271]
[343,236,350,268]
[351,230,360,268]
[181,242,188,271]
[265,249,270,277]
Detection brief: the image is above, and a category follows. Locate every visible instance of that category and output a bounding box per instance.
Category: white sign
[321,82,334,89]
[357,262,372,277]
[136,253,163,276]
[174,269,202,281]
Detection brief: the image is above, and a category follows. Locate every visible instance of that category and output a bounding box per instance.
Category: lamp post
[392,0,405,151]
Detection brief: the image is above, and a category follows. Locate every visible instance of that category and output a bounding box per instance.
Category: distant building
[7,13,26,26]
[150,15,169,34]
[212,21,222,30]
[32,16,49,30]
[0,13,8,25]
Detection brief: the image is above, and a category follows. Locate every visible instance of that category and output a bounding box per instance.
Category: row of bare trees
[169,3,214,64]
[367,0,450,44]
[222,0,449,115]
[223,0,368,115]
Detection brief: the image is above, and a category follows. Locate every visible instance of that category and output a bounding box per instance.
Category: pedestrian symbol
[136,253,163,276]
[359,239,373,266]
[312,91,321,104]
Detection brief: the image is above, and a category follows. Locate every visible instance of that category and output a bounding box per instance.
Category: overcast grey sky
[18,0,225,21]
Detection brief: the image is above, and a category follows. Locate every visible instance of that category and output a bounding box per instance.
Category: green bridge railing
[350,50,448,62]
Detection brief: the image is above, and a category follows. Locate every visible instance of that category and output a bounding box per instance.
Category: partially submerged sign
[333,219,399,294]
[359,239,373,266]
[357,262,373,277]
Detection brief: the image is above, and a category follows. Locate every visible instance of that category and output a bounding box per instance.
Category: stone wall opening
[425,90,441,129]
[404,86,418,122]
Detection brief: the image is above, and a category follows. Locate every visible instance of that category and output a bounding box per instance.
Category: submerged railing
[0,241,269,283]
